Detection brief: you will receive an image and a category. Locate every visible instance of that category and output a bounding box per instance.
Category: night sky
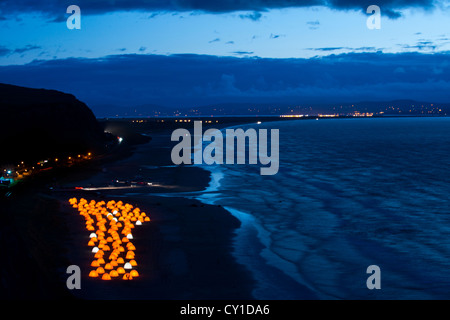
[0,0,449,115]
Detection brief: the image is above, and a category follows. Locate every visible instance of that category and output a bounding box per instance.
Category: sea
[191,116,450,300]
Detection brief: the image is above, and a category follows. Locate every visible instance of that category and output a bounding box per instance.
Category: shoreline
[189,130,319,300]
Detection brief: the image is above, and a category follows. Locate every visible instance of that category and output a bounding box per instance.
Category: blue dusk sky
[0,0,450,115]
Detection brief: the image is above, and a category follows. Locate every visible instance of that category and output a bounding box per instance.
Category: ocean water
[194,117,450,300]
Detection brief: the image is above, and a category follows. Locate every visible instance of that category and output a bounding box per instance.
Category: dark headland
[0,83,109,164]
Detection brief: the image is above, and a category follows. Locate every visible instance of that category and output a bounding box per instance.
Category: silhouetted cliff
[0,83,106,164]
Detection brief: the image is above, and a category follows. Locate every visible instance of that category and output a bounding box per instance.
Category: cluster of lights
[3,152,93,179]
[69,198,150,280]
[318,114,339,118]
[174,119,219,123]
[353,112,374,117]
[280,114,307,118]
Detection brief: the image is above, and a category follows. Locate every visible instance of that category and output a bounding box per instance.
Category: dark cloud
[0,46,11,56]
[354,46,378,51]
[270,33,285,39]
[306,20,320,29]
[0,45,41,56]
[239,11,263,21]
[0,0,441,19]
[398,40,439,51]
[13,45,41,54]
[310,47,347,51]
[308,46,380,52]
[0,52,449,115]
[403,44,437,51]
[232,51,254,55]
[209,38,220,43]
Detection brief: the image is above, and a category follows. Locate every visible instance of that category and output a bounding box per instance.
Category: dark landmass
[0,83,109,164]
